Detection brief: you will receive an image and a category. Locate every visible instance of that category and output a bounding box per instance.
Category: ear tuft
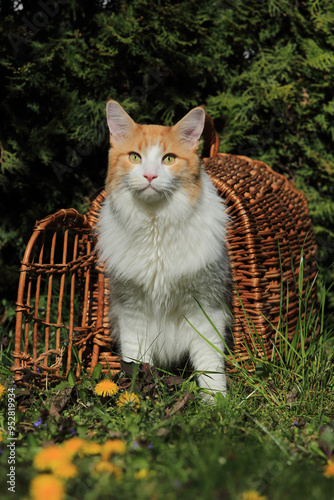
[106,100,136,144]
[173,107,205,150]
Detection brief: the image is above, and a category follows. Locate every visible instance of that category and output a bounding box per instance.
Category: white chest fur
[98,170,228,302]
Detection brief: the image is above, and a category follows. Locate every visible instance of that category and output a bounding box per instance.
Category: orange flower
[0,384,5,400]
[241,491,267,500]
[62,437,85,458]
[52,462,78,480]
[324,459,334,478]
[94,379,119,397]
[30,474,64,500]
[117,392,140,410]
[33,446,69,472]
[134,468,150,480]
[93,460,122,479]
[79,441,102,456]
[101,439,126,459]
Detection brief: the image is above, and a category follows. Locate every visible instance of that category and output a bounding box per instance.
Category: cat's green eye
[163,154,176,165]
[129,152,141,164]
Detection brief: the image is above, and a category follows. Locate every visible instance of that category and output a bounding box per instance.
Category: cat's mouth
[140,183,159,194]
[144,184,157,191]
[135,183,168,203]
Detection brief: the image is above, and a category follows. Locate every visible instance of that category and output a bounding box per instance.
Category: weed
[0,267,333,500]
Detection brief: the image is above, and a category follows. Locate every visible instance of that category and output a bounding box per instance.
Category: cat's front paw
[200,389,226,405]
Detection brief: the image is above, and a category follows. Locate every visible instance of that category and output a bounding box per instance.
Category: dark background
[1,0,333,326]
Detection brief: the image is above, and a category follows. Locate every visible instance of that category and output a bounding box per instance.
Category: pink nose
[144,174,158,183]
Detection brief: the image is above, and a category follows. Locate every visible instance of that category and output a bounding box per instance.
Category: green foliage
[0,0,333,310]
[0,271,333,499]
[192,267,334,412]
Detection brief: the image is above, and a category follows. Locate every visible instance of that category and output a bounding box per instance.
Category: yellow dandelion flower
[80,441,102,456]
[52,462,78,480]
[324,459,334,478]
[241,491,267,500]
[33,446,69,472]
[30,474,65,500]
[0,431,3,442]
[117,392,140,410]
[93,460,122,480]
[94,379,119,397]
[101,439,126,459]
[0,384,6,400]
[62,437,85,458]
[134,468,150,480]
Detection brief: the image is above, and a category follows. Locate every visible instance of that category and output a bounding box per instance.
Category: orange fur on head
[105,101,205,203]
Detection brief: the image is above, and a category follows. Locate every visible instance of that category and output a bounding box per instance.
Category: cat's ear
[106,100,136,144]
[173,107,205,150]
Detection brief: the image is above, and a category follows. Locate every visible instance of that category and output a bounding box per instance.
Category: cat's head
[105,100,205,204]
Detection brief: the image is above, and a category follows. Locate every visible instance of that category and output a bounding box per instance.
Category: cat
[97,100,233,400]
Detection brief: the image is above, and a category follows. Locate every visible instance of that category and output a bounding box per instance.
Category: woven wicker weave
[12,119,318,386]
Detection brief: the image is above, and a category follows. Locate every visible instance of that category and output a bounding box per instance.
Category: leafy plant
[0,0,333,314]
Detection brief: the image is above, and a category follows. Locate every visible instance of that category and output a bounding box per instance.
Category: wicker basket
[12,118,318,386]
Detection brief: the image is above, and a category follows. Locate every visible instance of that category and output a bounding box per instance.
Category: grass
[0,271,334,500]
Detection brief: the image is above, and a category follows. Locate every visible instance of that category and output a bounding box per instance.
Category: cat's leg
[113,306,155,364]
[187,310,229,399]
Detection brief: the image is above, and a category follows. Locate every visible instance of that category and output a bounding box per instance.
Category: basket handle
[201,110,220,158]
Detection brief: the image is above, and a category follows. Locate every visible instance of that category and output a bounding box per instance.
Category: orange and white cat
[98,100,232,400]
